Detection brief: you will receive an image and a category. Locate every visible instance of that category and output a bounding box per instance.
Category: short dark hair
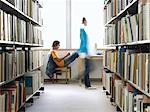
[82,17,86,24]
[52,40,60,47]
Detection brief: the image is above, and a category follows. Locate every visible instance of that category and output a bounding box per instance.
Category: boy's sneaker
[85,86,97,90]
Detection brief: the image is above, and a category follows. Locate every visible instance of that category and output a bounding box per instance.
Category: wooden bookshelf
[103,0,150,111]
[104,65,150,98]
[106,40,150,47]
[126,40,150,45]
[37,0,43,8]
[127,80,150,98]
[104,0,111,8]
[0,40,14,45]
[0,0,43,111]
[0,41,43,47]
[117,105,124,112]
[104,44,114,47]
[26,83,43,102]
[0,0,41,26]
[0,74,24,86]
[104,0,138,27]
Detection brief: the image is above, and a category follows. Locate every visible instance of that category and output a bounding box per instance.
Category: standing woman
[78,17,91,88]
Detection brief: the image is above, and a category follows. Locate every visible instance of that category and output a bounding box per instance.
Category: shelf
[103,67,150,97]
[32,44,43,47]
[105,40,150,47]
[103,66,114,73]
[37,0,43,8]
[26,84,44,102]
[0,81,4,85]
[104,66,111,72]
[126,40,150,45]
[116,40,150,46]
[102,45,116,49]
[104,0,111,8]
[104,0,138,26]
[32,0,43,8]
[34,66,41,70]
[104,66,110,69]
[116,105,124,112]
[0,0,41,26]
[103,66,123,80]
[114,73,123,80]
[0,40,43,47]
[14,42,26,46]
[127,80,150,98]
[26,88,39,102]
[0,40,14,45]
[0,66,41,87]
[17,102,26,112]
[23,43,43,47]
[104,44,122,47]
[0,73,25,86]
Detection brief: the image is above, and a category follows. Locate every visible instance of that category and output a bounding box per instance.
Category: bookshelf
[0,0,43,112]
[103,0,150,111]
[104,0,111,7]
[104,0,138,27]
[0,0,42,26]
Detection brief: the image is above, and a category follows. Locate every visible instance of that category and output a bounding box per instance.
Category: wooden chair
[53,66,71,84]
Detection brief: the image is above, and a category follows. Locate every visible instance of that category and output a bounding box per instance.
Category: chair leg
[69,67,71,79]
[56,74,58,82]
[51,76,54,84]
[65,71,68,84]
[54,67,71,84]
[67,69,71,82]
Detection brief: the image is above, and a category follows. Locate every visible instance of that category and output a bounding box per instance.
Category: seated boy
[46,40,79,78]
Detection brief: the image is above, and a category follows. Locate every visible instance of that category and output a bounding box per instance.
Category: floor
[26,81,116,112]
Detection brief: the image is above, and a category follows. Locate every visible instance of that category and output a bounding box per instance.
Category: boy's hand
[63,52,70,59]
[67,52,70,56]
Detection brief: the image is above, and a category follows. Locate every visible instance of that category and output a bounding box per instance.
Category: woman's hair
[82,17,86,24]
[52,40,60,47]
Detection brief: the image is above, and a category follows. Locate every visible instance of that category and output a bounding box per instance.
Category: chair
[53,66,71,84]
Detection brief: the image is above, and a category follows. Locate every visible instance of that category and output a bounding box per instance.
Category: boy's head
[52,40,60,49]
[82,17,87,26]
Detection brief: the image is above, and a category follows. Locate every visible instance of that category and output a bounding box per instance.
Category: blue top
[79,28,88,54]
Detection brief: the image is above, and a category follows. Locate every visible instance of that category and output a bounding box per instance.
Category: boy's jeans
[64,52,79,66]
[83,58,91,87]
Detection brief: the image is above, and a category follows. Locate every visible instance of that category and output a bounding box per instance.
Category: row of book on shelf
[103,71,150,112]
[104,50,150,93]
[0,79,25,112]
[0,9,43,44]
[0,70,43,112]
[6,0,42,24]
[104,0,135,23]
[0,50,43,83]
[104,0,150,45]
[25,70,43,96]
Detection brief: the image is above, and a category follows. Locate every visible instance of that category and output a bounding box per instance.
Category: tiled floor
[26,81,116,112]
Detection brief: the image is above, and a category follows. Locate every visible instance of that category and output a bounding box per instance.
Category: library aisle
[26,82,116,112]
